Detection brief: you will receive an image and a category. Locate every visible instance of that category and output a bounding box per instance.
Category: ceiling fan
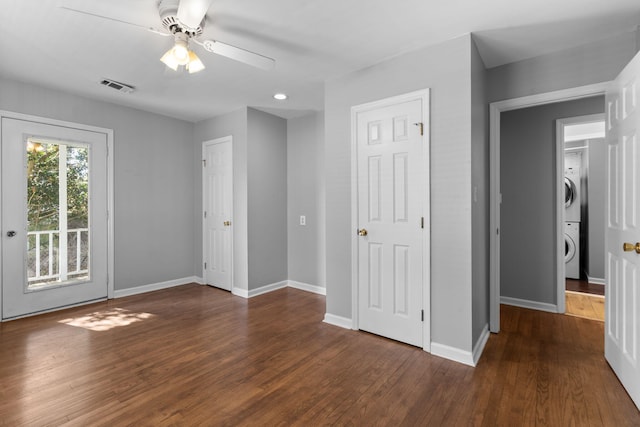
[60,0,275,73]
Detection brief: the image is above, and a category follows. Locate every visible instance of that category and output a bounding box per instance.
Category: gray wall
[247,108,288,289]
[500,97,604,305]
[287,112,326,287]
[325,34,477,352]
[471,38,490,344]
[194,108,250,291]
[0,77,195,290]
[194,108,288,291]
[488,29,639,103]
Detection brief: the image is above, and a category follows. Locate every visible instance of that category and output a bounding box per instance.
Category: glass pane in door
[26,138,90,290]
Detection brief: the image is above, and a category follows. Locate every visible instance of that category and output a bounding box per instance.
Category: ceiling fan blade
[59,6,170,36]
[177,0,213,30]
[196,39,275,71]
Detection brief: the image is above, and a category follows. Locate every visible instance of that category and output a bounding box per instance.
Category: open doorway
[489,82,608,333]
[557,115,606,321]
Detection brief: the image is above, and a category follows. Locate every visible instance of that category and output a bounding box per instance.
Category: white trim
[555,119,567,313]
[431,342,475,367]
[232,280,325,298]
[323,313,354,329]
[0,110,115,319]
[2,298,108,321]
[350,88,431,352]
[473,325,490,366]
[587,275,606,285]
[106,128,115,300]
[288,280,326,295]
[431,326,490,367]
[232,280,289,299]
[113,276,201,298]
[489,82,609,333]
[202,136,234,293]
[500,296,558,313]
[232,287,249,298]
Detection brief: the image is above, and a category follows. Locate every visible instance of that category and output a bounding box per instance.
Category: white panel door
[605,50,640,410]
[2,118,108,319]
[203,138,233,291]
[356,98,425,347]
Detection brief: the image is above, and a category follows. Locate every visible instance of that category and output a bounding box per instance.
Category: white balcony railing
[27,228,89,284]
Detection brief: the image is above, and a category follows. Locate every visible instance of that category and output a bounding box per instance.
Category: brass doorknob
[358,228,368,236]
[223,221,231,226]
[623,242,640,254]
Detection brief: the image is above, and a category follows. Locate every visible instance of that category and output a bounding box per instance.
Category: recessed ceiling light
[273,93,288,100]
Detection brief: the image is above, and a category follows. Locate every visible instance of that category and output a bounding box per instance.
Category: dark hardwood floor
[0,284,637,426]
[566,278,605,296]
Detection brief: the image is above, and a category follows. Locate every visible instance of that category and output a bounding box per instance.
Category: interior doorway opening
[557,115,606,322]
[489,82,608,333]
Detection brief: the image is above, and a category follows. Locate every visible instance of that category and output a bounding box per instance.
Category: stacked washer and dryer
[564,156,581,279]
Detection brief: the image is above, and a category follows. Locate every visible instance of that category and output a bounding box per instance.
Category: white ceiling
[2,0,640,122]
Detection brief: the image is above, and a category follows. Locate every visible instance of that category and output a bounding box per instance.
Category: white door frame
[556,112,606,309]
[350,89,431,351]
[489,83,608,332]
[201,136,234,292]
[0,111,115,320]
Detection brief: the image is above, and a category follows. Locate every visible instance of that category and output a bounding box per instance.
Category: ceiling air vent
[100,78,135,94]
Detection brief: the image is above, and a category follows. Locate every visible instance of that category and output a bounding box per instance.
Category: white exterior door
[355,94,427,348]
[605,50,640,410]
[203,137,233,291]
[2,117,109,319]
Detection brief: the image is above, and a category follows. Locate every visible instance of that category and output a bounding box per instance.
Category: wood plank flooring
[566,291,605,322]
[566,279,605,296]
[0,284,638,426]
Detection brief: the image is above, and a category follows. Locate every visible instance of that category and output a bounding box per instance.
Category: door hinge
[202,159,206,167]
[204,262,207,270]
[421,217,424,229]
[204,211,207,218]
[414,122,424,136]
[421,309,424,322]
[496,228,499,235]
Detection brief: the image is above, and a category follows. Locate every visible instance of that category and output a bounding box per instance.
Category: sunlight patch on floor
[59,308,154,331]
[565,291,604,322]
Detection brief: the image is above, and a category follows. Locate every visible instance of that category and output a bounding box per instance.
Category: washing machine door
[565,177,576,208]
[565,233,576,262]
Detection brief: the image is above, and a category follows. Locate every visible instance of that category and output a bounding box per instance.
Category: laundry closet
[563,120,606,288]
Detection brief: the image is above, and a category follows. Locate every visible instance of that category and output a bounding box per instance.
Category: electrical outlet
[300,215,306,226]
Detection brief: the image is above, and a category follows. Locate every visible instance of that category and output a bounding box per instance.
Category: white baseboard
[431,342,475,367]
[247,280,289,298]
[114,276,325,301]
[288,280,326,295]
[500,296,557,313]
[472,324,490,366]
[232,288,249,298]
[586,275,605,286]
[114,276,201,298]
[323,313,353,329]
[231,280,326,299]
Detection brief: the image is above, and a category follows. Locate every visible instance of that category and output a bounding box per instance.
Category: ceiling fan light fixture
[161,32,203,71]
[172,40,189,64]
[187,51,205,73]
[160,49,180,70]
